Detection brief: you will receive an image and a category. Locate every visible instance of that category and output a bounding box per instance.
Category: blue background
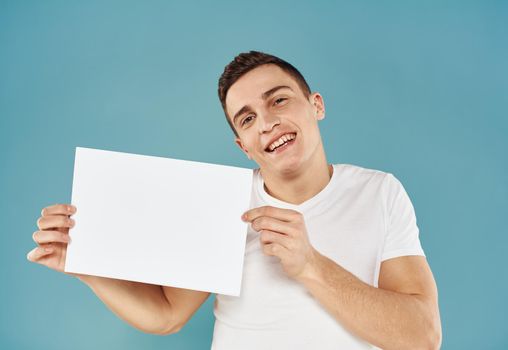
[1,1,507,349]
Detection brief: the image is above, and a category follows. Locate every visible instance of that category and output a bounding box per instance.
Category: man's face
[225,64,325,175]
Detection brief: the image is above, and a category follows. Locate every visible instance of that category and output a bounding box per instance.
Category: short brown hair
[218,50,312,137]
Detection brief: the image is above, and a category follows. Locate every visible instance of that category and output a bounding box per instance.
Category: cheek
[242,135,262,154]
[287,102,313,124]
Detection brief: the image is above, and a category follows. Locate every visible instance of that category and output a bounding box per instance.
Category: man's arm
[242,205,442,349]
[29,203,211,335]
[78,275,211,335]
[296,254,442,350]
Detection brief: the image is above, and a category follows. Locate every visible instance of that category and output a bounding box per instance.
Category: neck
[260,146,333,205]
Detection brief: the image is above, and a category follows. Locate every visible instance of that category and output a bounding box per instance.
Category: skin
[229,64,442,349]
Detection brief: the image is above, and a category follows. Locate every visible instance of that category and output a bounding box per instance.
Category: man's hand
[27,203,78,275]
[242,205,317,279]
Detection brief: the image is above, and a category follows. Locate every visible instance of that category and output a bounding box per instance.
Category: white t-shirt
[211,163,426,349]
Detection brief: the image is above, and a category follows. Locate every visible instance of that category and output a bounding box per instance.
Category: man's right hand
[26,203,210,335]
[27,203,77,274]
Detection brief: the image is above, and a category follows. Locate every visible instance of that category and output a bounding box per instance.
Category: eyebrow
[232,85,293,126]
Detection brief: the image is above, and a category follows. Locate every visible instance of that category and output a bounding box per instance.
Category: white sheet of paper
[65,147,252,296]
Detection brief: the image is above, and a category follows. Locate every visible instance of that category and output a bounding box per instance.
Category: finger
[37,215,75,230]
[41,203,76,217]
[262,242,289,258]
[32,230,70,245]
[259,229,291,250]
[251,216,297,237]
[26,246,54,262]
[243,205,301,223]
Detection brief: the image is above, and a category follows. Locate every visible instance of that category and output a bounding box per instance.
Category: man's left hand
[242,205,317,280]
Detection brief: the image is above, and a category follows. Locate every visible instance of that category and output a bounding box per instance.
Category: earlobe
[314,103,325,120]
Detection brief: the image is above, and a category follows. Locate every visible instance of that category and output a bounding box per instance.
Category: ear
[235,137,252,160]
[310,92,325,121]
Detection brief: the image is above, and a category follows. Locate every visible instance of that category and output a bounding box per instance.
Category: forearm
[296,251,439,350]
[76,274,176,335]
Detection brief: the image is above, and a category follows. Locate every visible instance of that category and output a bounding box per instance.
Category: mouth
[265,133,297,155]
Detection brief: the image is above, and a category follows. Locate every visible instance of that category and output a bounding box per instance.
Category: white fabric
[211,163,426,349]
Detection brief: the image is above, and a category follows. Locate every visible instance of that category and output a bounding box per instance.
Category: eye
[274,97,287,105]
[241,115,254,126]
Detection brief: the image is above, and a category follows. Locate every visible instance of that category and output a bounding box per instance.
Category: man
[28,51,442,349]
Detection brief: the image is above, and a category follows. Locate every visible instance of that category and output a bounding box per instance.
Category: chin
[273,156,303,175]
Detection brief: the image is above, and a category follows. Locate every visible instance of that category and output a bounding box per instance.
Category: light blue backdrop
[1,1,506,349]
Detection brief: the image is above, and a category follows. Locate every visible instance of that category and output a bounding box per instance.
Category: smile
[265,133,297,155]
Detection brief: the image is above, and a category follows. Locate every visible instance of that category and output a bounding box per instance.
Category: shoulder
[333,163,393,187]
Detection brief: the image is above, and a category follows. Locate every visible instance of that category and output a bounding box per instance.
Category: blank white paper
[65,147,252,296]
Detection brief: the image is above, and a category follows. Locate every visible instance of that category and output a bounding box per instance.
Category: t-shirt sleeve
[381,173,426,262]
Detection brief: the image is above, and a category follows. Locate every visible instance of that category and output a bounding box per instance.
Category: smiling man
[27,50,442,350]
[212,51,442,349]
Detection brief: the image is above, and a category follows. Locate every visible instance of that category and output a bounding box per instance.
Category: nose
[258,112,281,134]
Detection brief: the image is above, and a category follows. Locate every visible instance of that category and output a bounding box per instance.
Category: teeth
[268,133,296,152]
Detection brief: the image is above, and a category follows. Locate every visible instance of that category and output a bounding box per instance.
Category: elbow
[415,323,441,350]
[152,320,184,336]
[408,318,442,350]
[140,315,184,336]
[154,327,182,336]
[428,308,442,349]
[428,327,442,350]
[420,299,442,350]
[136,323,181,336]
[152,305,185,335]
[408,333,441,350]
